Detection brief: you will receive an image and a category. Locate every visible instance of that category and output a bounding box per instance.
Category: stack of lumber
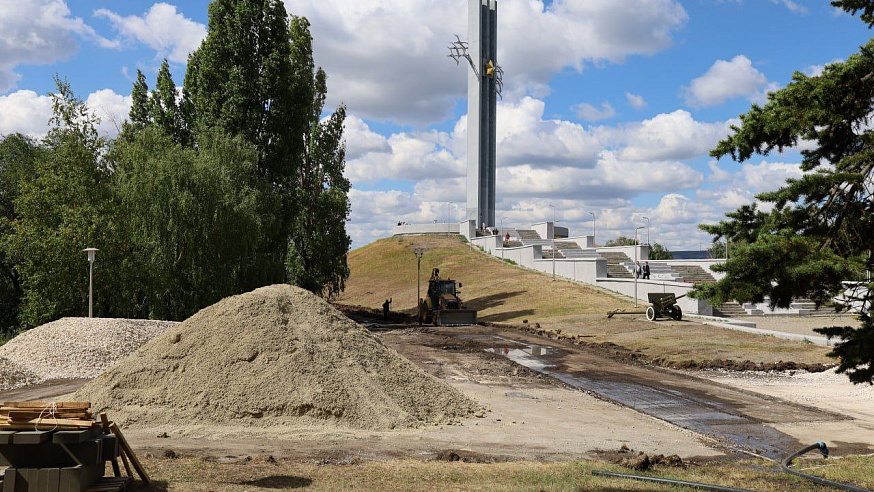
[0,401,98,430]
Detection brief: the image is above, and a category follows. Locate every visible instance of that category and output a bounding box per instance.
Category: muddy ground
[8,313,873,470]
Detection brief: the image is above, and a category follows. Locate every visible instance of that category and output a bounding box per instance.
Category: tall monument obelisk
[466,0,498,228]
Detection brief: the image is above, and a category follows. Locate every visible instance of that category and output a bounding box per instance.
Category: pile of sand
[75,284,480,430]
[0,318,176,380]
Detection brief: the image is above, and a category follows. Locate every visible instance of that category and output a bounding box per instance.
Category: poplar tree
[695,1,874,383]
[183,0,300,287]
[286,16,350,297]
[183,1,350,295]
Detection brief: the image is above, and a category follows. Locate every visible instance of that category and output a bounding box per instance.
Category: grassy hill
[339,234,833,368]
[337,235,632,324]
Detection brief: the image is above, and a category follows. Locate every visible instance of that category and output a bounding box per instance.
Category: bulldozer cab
[429,280,457,297]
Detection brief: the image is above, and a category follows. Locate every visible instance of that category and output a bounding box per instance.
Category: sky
[1,0,872,251]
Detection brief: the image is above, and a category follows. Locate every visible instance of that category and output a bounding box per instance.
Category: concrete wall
[393,222,459,236]
[530,257,606,283]
[657,259,726,280]
[469,235,607,284]
[596,245,649,261]
[567,235,594,248]
[532,221,553,240]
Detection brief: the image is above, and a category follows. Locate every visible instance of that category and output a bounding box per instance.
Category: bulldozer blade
[436,309,478,326]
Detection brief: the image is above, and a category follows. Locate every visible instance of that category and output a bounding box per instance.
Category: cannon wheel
[671,305,683,321]
[646,306,656,321]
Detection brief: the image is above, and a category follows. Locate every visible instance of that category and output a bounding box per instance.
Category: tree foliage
[112,128,263,319]
[285,17,350,298]
[0,2,352,334]
[184,4,350,296]
[648,242,674,260]
[184,0,305,287]
[9,78,121,328]
[694,4,874,383]
[0,134,42,334]
[605,236,639,247]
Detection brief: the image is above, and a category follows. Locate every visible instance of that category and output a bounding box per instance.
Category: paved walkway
[692,314,861,347]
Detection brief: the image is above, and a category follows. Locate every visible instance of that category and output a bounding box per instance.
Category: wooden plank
[12,431,52,445]
[108,424,149,485]
[52,428,100,445]
[0,431,16,445]
[0,422,93,431]
[85,476,129,492]
[118,450,133,480]
[5,411,92,420]
[99,414,121,479]
[2,402,90,410]
[2,418,96,428]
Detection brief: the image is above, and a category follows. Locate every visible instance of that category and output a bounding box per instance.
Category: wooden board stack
[0,402,98,431]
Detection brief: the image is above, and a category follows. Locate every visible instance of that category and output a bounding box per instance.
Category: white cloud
[739,160,803,190]
[345,118,463,184]
[0,0,117,92]
[288,0,687,123]
[683,55,773,108]
[770,0,807,14]
[85,89,132,138]
[572,101,616,122]
[95,3,206,64]
[625,92,647,109]
[0,90,53,138]
[707,160,732,183]
[497,97,602,168]
[608,110,735,161]
[0,88,130,140]
[653,194,698,223]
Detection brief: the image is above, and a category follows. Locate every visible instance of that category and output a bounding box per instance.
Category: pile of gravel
[0,357,42,390]
[0,318,177,380]
[75,284,481,430]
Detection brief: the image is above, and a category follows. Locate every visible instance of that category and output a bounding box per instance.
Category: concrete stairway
[672,265,717,284]
[555,241,599,259]
[600,252,633,278]
[712,302,747,317]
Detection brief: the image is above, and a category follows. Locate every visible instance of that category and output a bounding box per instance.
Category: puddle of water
[485,344,557,372]
[485,336,799,459]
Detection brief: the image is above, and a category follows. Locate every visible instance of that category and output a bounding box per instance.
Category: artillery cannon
[646,293,685,321]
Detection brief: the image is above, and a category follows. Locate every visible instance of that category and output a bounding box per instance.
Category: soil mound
[75,285,480,430]
[0,318,176,380]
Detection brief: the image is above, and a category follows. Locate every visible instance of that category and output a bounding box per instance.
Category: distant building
[670,250,710,260]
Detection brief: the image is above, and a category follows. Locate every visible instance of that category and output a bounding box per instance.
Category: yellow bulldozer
[418,268,477,326]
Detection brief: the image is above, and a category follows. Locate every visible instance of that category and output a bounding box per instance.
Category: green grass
[338,235,832,366]
[141,455,874,491]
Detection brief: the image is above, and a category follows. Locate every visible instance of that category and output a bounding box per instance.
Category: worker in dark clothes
[382,298,392,321]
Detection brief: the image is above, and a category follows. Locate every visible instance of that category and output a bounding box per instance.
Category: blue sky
[1,0,872,250]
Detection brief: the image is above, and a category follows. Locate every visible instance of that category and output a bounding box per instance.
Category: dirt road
[4,321,869,464]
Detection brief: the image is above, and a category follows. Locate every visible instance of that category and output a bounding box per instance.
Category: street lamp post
[634,226,644,307]
[548,205,556,281]
[413,247,425,324]
[589,211,596,247]
[642,216,650,246]
[82,248,99,318]
[500,216,508,262]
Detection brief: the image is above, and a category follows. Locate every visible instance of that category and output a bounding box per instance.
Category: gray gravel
[0,317,177,384]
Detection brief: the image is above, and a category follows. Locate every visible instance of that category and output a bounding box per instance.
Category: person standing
[643,261,651,279]
[634,261,641,278]
[382,298,392,321]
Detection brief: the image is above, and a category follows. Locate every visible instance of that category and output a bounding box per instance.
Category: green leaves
[113,128,263,319]
[699,9,874,382]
